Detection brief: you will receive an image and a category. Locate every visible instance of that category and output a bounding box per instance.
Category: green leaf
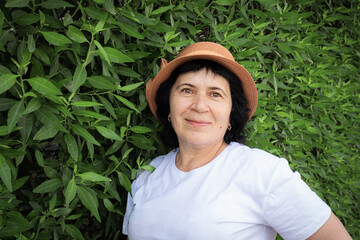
[0,211,31,237]
[40,0,75,9]
[95,126,122,141]
[13,13,39,25]
[44,166,60,179]
[86,140,94,160]
[117,67,141,78]
[23,91,37,98]
[94,40,111,65]
[34,48,50,65]
[57,105,75,120]
[19,114,33,143]
[100,47,134,64]
[276,42,293,54]
[7,100,25,132]
[255,21,272,29]
[67,25,88,43]
[118,22,144,39]
[117,171,131,193]
[141,165,156,173]
[129,134,155,150]
[35,108,67,132]
[65,224,85,240]
[127,50,152,59]
[103,198,115,212]
[27,35,35,53]
[99,96,117,119]
[65,214,82,220]
[64,133,79,161]
[41,31,72,46]
[0,153,12,192]
[0,126,17,136]
[107,182,121,201]
[49,193,57,211]
[128,10,155,25]
[0,74,18,94]
[129,126,152,134]
[12,176,29,192]
[72,110,110,120]
[95,12,108,32]
[78,172,112,182]
[70,124,100,146]
[27,77,62,95]
[33,179,63,193]
[121,147,133,160]
[23,97,41,114]
[39,10,45,25]
[44,94,64,105]
[104,0,116,15]
[5,0,30,8]
[71,101,102,107]
[33,125,58,140]
[294,50,304,63]
[65,177,77,206]
[87,76,116,90]
[84,7,116,22]
[35,149,44,167]
[150,5,174,15]
[63,12,73,26]
[0,149,25,160]
[214,0,239,5]
[72,64,87,92]
[114,95,140,113]
[77,186,101,222]
[118,82,143,92]
[0,98,17,111]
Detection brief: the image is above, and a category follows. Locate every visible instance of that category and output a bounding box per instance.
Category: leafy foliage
[0,0,359,239]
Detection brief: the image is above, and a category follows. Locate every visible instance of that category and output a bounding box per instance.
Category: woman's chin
[178,135,223,149]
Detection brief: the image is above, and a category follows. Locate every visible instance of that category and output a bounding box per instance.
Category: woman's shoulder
[131,149,176,191]
[226,142,295,180]
[135,149,177,179]
[149,148,178,168]
[227,142,302,195]
[227,142,285,165]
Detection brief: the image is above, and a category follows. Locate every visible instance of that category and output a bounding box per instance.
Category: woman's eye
[210,92,221,97]
[181,88,192,93]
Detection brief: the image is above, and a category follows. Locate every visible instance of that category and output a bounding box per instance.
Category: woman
[123,42,351,239]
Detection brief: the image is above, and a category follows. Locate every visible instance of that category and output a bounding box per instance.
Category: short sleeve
[122,192,134,235]
[263,159,331,240]
[122,154,166,235]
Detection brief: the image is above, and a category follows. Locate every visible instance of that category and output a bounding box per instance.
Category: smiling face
[169,68,232,149]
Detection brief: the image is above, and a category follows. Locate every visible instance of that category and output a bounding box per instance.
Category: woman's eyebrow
[209,87,227,96]
[176,84,228,96]
[175,83,195,89]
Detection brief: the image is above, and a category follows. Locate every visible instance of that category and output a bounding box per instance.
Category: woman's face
[169,68,232,149]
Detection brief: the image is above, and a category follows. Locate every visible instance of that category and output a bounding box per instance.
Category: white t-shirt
[123,142,331,240]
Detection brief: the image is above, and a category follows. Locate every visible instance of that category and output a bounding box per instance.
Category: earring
[227,124,232,131]
[168,114,171,122]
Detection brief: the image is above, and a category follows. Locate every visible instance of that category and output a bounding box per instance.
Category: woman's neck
[176,141,228,172]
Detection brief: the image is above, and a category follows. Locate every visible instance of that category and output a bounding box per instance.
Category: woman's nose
[191,93,209,112]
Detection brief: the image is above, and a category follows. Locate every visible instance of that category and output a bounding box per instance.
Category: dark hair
[155,59,249,148]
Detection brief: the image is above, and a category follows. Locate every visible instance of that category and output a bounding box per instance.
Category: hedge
[0,0,359,239]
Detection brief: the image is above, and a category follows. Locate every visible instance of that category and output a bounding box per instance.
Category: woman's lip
[186,119,211,127]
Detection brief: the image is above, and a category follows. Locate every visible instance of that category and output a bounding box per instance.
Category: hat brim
[146,51,258,120]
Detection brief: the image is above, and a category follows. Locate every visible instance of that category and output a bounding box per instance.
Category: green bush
[0,0,359,239]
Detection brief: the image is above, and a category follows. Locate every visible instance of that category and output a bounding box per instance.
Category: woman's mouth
[186,119,211,127]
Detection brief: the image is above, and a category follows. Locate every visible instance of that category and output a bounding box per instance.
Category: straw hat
[146,42,258,120]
